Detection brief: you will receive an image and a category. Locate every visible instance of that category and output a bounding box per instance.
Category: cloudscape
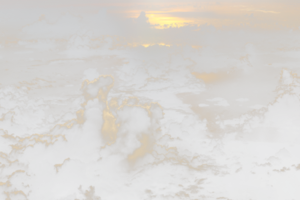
[1,0,300,199]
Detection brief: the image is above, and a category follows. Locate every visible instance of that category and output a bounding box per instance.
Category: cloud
[207,97,230,106]
[245,42,255,55]
[181,45,230,72]
[64,30,127,57]
[223,68,300,139]
[21,11,83,35]
[83,68,100,81]
[0,73,234,199]
[16,77,55,91]
[242,8,280,14]
[199,23,217,34]
[199,103,209,107]
[277,46,300,58]
[250,104,266,109]
[127,11,150,28]
[30,58,88,67]
[236,98,249,102]
[119,53,205,94]
[18,39,57,50]
[272,166,291,173]
[237,53,253,71]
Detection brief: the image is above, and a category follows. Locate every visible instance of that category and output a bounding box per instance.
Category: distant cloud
[30,58,87,67]
[119,52,205,94]
[251,104,266,109]
[242,8,281,14]
[21,11,83,35]
[207,97,230,107]
[199,103,209,107]
[18,39,57,50]
[236,98,249,102]
[224,68,300,138]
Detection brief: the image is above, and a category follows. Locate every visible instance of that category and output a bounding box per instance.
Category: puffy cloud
[22,11,83,35]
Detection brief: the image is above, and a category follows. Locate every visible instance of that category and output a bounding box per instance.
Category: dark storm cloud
[21,11,83,35]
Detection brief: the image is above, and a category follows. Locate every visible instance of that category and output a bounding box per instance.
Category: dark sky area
[0,0,300,200]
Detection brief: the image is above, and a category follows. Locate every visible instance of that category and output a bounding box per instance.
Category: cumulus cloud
[0,74,234,199]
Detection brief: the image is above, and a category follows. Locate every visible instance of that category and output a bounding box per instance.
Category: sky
[2,0,300,200]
